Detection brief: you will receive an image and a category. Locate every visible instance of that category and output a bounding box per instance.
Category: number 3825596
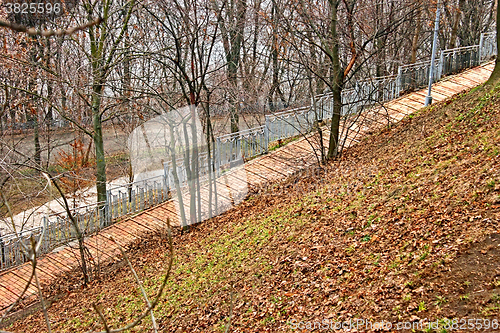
[4,2,61,15]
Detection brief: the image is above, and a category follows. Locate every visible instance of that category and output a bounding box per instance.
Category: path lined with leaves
[0,61,494,312]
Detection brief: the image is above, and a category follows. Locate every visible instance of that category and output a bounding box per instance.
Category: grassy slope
[9,84,500,332]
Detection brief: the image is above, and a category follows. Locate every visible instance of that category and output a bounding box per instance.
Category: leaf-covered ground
[6,84,500,332]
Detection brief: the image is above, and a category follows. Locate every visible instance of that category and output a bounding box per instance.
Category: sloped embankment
[10,84,500,332]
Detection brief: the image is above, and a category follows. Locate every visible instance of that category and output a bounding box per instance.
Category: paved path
[0,62,494,313]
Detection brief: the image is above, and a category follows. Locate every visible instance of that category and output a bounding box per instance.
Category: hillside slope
[8,84,500,332]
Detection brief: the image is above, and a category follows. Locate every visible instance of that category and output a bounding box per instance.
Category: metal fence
[480,32,497,62]
[314,93,334,120]
[0,32,497,272]
[355,75,400,105]
[438,45,481,77]
[0,203,108,270]
[265,106,316,143]
[397,59,440,92]
[163,151,216,187]
[216,126,267,168]
[209,32,498,179]
[106,175,169,221]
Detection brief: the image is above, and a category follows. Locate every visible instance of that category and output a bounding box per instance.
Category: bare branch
[92,219,174,333]
[109,236,158,332]
[224,290,235,333]
[31,237,52,333]
[0,17,103,37]
[92,303,111,333]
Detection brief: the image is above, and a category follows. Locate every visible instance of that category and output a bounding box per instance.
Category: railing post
[479,33,484,63]
[101,202,106,227]
[437,51,444,79]
[106,190,112,223]
[102,202,110,228]
[41,216,48,251]
[163,162,170,199]
[495,32,498,57]
[474,45,479,67]
[216,137,221,177]
[264,116,270,153]
[396,66,402,96]
[131,189,136,212]
[212,141,217,178]
[236,135,242,162]
[140,188,145,210]
[121,191,127,215]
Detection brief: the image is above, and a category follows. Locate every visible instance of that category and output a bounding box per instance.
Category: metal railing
[265,106,316,143]
[362,75,401,104]
[216,126,267,168]
[163,151,216,187]
[106,175,169,221]
[0,202,108,270]
[480,32,497,62]
[438,45,480,77]
[209,32,497,175]
[314,93,335,120]
[397,59,441,92]
[0,32,497,272]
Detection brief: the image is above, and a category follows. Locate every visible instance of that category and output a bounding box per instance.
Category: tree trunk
[228,61,240,133]
[448,7,461,49]
[327,0,343,159]
[34,117,41,167]
[486,3,500,85]
[217,0,247,133]
[92,83,107,205]
[327,80,342,158]
[410,10,422,64]
[28,37,42,168]
[267,0,286,111]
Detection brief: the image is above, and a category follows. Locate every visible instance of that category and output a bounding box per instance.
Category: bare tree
[211,0,247,133]
[487,1,500,85]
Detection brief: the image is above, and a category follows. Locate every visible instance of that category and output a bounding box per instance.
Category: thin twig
[93,219,174,333]
[92,303,111,333]
[109,236,158,332]
[224,290,235,333]
[31,237,52,333]
[0,18,103,37]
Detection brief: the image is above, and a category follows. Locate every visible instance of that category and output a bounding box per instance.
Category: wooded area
[0,0,496,208]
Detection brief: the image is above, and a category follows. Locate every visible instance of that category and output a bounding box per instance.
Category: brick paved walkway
[0,62,494,312]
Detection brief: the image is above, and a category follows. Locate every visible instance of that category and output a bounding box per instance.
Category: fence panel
[265,107,316,142]
[216,126,267,167]
[480,32,497,62]
[107,174,168,219]
[398,60,440,92]
[440,45,480,77]
[366,75,400,103]
[314,93,334,120]
[0,203,108,270]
